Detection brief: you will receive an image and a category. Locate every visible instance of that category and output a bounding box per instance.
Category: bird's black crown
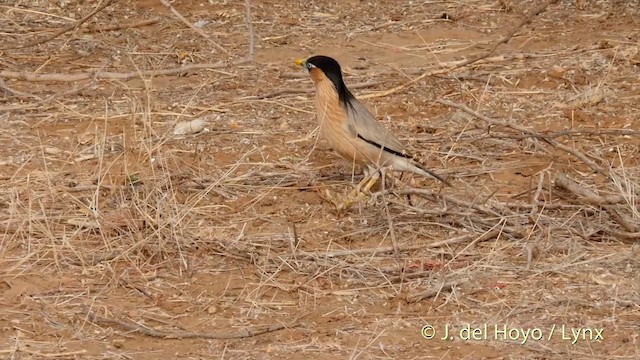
[306,55,342,78]
[306,55,354,106]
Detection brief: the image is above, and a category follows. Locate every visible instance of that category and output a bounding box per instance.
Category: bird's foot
[324,172,380,213]
[335,188,365,213]
[321,188,337,207]
[321,188,359,214]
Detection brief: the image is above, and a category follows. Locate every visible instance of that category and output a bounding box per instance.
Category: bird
[294,55,451,203]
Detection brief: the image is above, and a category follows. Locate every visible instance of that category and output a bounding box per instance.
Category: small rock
[174,118,207,135]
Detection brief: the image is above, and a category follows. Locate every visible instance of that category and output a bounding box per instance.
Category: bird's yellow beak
[294,58,306,67]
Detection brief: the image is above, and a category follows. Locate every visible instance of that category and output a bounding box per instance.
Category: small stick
[529,172,546,221]
[554,173,626,207]
[361,0,559,99]
[158,0,231,56]
[555,173,638,233]
[381,173,400,257]
[603,229,640,242]
[395,188,506,218]
[83,17,160,33]
[436,99,610,178]
[453,0,560,70]
[405,277,469,303]
[0,78,41,99]
[245,0,255,61]
[0,71,101,111]
[0,348,86,358]
[85,307,300,339]
[489,128,640,140]
[0,60,250,83]
[297,230,499,259]
[1,0,114,50]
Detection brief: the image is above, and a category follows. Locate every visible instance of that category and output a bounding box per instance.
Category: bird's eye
[306,62,316,70]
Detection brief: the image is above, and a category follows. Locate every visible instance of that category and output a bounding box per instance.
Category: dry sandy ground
[1,0,639,359]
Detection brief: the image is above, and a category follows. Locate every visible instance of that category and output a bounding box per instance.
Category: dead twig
[0,348,86,358]
[603,229,640,242]
[0,60,250,83]
[0,88,80,111]
[85,307,301,339]
[454,0,560,69]
[554,173,635,206]
[0,78,41,99]
[405,277,469,303]
[529,172,546,221]
[0,65,105,111]
[297,230,500,259]
[436,99,611,178]
[394,188,507,218]
[488,128,640,141]
[555,173,638,233]
[83,17,160,33]
[158,0,231,56]
[245,0,255,61]
[1,0,114,50]
[362,0,559,99]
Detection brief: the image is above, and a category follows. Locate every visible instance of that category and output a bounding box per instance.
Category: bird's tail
[403,159,452,187]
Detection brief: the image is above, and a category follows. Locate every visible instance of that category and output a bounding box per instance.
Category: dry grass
[1,0,639,359]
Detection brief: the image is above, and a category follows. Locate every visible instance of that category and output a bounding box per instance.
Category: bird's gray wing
[345,98,408,156]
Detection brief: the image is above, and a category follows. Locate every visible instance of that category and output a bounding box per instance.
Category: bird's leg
[360,170,380,193]
[380,167,388,192]
[370,168,402,205]
[362,165,371,178]
[360,165,380,193]
[404,173,414,206]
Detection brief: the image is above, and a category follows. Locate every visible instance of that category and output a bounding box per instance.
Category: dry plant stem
[0,78,40,99]
[395,188,506,218]
[0,348,86,357]
[297,229,500,259]
[1,0,114,50]
[455,0,560,69]
[405,277,469,303]
[72,250,118,266]
[555,173,638,233]
[555,173,634,206]
[0,60,250,83]
[362,0,559,99]
[85,308,299,339]
[489,128,640,140]
[0,72,102,111]
[529,172,546,221]
[360,57,517,100]
[386,194,522,236]
[245,0,255,61]
[158,0,231,56]
[436,99,611,177]
[83,17,161,33]
[381,176,400,257]
[604,229,640,242]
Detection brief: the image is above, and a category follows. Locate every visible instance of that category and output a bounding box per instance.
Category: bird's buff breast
[314,86,366,165]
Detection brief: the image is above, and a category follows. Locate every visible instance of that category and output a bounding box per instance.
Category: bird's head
[295,55,353,105]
